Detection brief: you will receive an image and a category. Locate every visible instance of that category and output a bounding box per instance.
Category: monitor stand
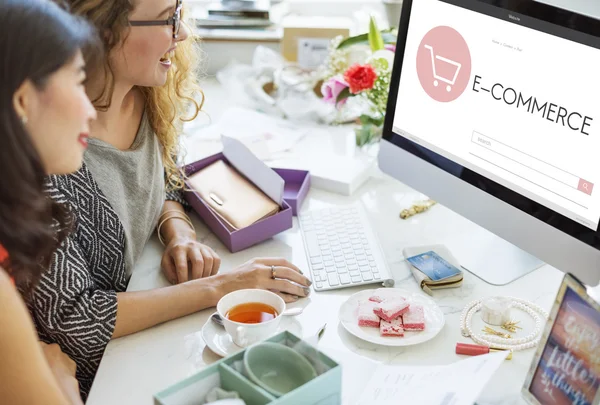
[446,226,545,286]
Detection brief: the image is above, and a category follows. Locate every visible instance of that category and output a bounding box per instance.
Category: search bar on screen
[470,131,594,197]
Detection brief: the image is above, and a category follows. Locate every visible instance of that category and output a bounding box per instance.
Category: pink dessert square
[380,318,404,337]
[369,295,384,303]
[402,305,425,331]
[357,301,380,327]
[373,298,410,322]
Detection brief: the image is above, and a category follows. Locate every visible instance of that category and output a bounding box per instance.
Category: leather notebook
[187,160,280,230]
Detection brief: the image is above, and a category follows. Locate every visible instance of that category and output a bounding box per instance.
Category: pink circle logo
[416,26,472,102]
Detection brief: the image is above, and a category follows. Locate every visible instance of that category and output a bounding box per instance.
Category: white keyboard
[299,203,394,291]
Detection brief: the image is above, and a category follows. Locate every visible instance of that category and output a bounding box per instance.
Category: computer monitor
[378,0,600,286]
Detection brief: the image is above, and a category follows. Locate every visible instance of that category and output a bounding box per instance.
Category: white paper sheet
[184,107,310,161]
[221,135,285,206]
[355,351,509,405]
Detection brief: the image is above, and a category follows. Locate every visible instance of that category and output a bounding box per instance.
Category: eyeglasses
[129,0,183,39]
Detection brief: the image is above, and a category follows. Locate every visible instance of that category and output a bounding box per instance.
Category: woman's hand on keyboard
[219,258,312,303]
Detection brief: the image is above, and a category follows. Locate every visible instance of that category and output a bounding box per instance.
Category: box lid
[222,135,285,207]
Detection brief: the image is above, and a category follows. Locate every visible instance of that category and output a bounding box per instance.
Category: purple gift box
[184,153,310,253]
[273,168,311,216]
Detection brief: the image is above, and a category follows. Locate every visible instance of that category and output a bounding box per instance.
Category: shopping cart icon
[424,44,462,92]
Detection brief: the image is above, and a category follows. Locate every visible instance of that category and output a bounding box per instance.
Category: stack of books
[193,0,289,28]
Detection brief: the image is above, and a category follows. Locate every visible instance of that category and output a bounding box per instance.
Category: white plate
[201,313,303,357]
[338,288,445,347]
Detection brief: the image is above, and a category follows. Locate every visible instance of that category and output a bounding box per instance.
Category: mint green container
[154,331,341,405]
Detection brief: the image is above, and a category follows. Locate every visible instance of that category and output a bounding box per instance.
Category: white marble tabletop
[86,79,599,405]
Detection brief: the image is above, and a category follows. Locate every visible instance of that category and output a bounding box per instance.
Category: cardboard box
[281,15,353,67]
[154,331,341,405]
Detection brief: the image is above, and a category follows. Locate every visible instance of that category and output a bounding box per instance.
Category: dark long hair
[0,0,98,287]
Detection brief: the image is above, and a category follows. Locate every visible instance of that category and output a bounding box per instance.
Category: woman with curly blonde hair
[25,0,311,398]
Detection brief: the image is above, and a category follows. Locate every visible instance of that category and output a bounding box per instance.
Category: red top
[0,244,7,262]
[0,244,14,285]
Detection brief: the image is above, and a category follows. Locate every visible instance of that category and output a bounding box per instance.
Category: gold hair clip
[483,326,512,339]
[400,199,437,219]
[501,320,522,333]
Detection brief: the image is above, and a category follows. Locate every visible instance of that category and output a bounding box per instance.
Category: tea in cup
[217,289,285,347]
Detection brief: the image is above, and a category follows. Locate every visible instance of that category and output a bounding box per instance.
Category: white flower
[369,49,395,71]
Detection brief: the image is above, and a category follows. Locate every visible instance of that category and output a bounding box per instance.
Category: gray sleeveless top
[85,110,165,276]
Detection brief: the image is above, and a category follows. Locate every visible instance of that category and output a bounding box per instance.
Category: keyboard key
[335,262,345,269]
[312,263,324,270]
[348,264,358,271]
[351,275,362,283]
[358,259,369,267]
[349,270,360,277]
[310,257,322,264]
[360,265,371,272]
[333,251,344,258]
[316,281,324,289]
[323,255,333,262]
[337,267,348,273]
[326,266,337,273]
[340,273,351,285]
[313,271,324,281]
[328,273,340,286]
[373,273,381,280]
[355,254,367,261]
[362,272,373,281]
[304,232,321,257]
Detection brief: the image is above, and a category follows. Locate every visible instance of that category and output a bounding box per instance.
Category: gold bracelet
[158,209,187,222]
[400,199,437,219]
[157,214,195,246]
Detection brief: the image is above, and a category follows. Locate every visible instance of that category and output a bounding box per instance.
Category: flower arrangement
[321,17,397,147]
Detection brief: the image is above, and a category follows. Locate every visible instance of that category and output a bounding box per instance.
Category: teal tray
[154,331,341,405]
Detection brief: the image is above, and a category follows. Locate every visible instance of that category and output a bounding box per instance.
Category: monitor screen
[385,0,600,243]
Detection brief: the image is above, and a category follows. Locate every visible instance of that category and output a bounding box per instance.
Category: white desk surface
[86,79,600,405]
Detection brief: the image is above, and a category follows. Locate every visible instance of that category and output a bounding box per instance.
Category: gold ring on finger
[271,265,276,279]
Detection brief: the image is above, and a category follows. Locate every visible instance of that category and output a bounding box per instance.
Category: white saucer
[338,288,445,347]
[201,314,303,357]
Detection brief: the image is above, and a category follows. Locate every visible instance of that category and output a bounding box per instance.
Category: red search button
[578,179,594,195]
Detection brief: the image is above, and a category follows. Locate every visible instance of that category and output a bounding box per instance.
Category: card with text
[523,274,600,405]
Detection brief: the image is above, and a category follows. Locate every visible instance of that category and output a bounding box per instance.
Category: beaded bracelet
[459,297,549,351]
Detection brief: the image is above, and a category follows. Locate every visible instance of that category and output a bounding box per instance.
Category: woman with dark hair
[0,0,97,403]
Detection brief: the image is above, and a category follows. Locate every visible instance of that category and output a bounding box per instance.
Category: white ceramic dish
[338,288,445,347]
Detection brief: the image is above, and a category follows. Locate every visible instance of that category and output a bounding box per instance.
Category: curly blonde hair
[60,0,203,191]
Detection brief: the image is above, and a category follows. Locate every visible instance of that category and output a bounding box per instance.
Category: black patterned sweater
[25,163,187,400]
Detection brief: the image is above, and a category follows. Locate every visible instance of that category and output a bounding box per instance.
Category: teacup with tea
[217,289,286,347]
